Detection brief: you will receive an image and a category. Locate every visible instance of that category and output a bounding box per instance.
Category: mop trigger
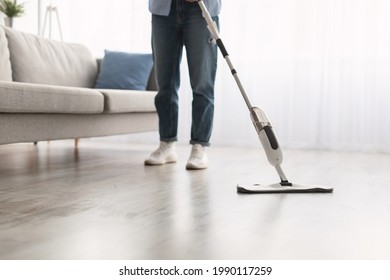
[208,37,216,44]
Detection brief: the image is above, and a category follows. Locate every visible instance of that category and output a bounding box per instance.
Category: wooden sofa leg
[75,138,79,148]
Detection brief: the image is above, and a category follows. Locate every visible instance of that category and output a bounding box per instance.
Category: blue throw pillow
[95,50,153,90]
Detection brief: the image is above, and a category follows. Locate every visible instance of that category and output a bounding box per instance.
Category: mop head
[237,182,333,194]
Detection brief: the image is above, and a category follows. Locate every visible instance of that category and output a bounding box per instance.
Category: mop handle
[197,0,253,111]
[197,1,291,184]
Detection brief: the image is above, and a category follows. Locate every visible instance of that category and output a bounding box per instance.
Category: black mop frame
[197,0,333,193]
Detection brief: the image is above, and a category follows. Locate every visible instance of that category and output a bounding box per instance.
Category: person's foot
[186,144,208,170]
[144,141,178,165]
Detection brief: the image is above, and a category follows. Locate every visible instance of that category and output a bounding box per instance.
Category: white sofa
[0,26,158,145]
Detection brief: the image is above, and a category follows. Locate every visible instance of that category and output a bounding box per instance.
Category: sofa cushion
[0,27,12,82]
[0,81,104,114]
[4,27,98,88]
[95,50,153,90]
[98,89,157,113]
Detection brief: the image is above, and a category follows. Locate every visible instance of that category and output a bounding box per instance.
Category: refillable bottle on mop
[197,0,333,193]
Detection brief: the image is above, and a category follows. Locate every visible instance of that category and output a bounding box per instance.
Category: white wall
[7,0,390,152]
[11,0,151,55]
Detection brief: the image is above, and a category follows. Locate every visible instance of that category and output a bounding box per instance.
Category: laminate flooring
[1,140,390,260]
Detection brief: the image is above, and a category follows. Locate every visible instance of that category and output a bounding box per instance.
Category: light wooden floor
[1,140,390,260]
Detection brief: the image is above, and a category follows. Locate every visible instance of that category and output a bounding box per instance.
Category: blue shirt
[149,0,221,17]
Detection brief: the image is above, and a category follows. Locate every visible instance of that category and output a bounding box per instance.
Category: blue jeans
[152,0,218,147]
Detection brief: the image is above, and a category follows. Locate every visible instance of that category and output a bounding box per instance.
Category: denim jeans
[152,0,218,147]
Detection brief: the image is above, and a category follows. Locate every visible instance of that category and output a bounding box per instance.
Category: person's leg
[182,2,218,169]
[152,12,183,143]
[145,4,183,165]
[183,4,218,147]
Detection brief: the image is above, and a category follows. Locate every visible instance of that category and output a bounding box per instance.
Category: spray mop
[197,0,333,193]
